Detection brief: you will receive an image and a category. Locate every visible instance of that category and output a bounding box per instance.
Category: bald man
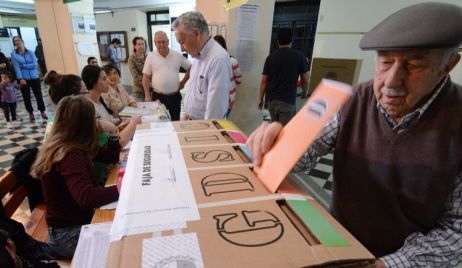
[142,31,191,121]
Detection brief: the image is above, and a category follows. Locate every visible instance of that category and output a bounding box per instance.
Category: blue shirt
[185,38,232,120]
[107,46,120,69]
[10,49,39,80]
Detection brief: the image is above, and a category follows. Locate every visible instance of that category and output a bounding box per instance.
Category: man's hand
[144,95,152,102]
[375,259,386,268]
[246,122,283,166]
[258,99,264,110]
[19,79,26,86]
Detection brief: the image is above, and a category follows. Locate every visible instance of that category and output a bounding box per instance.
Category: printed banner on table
[110,133,199,241]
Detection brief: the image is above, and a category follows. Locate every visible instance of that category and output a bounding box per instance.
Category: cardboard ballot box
[104,147,374,267]
[176,130,247,147]
[309,58,362,94]
[105,186,374,268]
[182,145,252,169]
[103,110,374,267]
[136,119,241,134]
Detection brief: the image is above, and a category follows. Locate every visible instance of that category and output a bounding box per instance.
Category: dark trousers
[2,102,16,121]
[20,78,45,113]
[151,91,182,121]
[268,99,296,126]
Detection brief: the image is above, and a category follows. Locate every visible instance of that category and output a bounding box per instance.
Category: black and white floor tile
[0,87,51,176]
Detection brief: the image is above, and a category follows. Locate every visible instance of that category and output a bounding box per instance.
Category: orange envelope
[254,79,352,192]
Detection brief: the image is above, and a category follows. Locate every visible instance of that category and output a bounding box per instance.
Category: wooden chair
[0,170,48,241]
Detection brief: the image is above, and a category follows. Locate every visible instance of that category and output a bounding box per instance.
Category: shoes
[41,112,48,120]
[13,120,21,126]
[6,122,13,128]
[29,113,35,123]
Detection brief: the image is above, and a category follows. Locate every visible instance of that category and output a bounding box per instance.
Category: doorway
[270,0,320,69]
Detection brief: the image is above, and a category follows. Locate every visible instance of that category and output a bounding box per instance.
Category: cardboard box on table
[136,119,241,134]
[105,164,375,267]
[104,80,375,267]
[308,58,362,94]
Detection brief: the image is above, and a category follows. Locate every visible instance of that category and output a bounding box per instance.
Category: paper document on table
[254,79,352,193]
[119,106,157,116]
[100,201,117,210]
[110,133,199,241]
[122,141,131,150]
[137,101,160,110]
[136,121,174,133]
[72,222,112,268]
[142,233,204,268]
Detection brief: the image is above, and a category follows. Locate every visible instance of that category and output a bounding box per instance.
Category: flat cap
[359,2,462,50]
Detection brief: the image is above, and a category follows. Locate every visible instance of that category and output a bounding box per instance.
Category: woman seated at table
[82,64,123,125]
[31,95,120,258]
[102,64,137,115]
[44,70,140,148]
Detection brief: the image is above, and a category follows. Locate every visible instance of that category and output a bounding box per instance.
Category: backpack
[11,148,44,210]
[0,218,59,267]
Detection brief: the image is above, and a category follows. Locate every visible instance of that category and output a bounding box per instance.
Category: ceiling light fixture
[94,10,113,14]
[3,0,34,4]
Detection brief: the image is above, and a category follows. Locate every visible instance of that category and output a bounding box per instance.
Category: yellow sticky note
[223,0,248,10]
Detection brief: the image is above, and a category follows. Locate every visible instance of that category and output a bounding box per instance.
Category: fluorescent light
[94,10,112,14]
[2,0,34,4]
[0,8,22,14]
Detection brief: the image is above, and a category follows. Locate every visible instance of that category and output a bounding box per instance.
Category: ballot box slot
[277,200,320,246]
[221,131,234,143]
[213,120,223,129]
[234,146,252,164]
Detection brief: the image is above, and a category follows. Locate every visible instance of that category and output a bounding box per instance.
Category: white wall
[95,10,148,85]
[35,0,96,75]
[226,0,275,135]
[95,2,195,86]
[314,0,462,85]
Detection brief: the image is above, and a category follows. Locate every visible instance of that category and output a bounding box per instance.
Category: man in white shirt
[173,11,233,120]
[142,31,191,121]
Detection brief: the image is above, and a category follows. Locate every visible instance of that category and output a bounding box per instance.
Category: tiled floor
[0,88,51,176]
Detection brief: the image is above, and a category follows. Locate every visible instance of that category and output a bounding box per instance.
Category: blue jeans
[47,225,81,258]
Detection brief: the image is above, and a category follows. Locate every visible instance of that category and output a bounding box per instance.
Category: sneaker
[13,120,21,126]
[29,113,35,123]
[6,122,13,128]
[41,112,48,120]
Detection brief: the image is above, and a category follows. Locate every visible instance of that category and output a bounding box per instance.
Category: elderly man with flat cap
[247,3,462,267]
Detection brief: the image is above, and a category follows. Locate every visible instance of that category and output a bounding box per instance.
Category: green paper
[287,199,349,246]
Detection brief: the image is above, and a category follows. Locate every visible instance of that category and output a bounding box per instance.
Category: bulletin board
[96,31,129,62]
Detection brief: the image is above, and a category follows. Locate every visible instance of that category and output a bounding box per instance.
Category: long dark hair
[81,65,114,115]
[45,70,83,105]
